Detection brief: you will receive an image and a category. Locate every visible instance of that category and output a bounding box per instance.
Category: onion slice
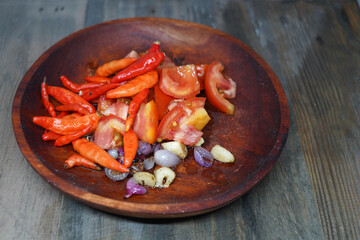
[194,146,214,167]
[124,177,147,198]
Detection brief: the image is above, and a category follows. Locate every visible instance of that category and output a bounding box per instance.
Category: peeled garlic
[194,137,204,147]
[133,172,156,188]
[154,167,176,188]
[210,145,235,163]
[161,141,188,159]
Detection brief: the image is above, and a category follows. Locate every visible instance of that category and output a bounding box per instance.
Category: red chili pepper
[111,42,165,83]
[81,83,122,102]
[41,78,56,117]
[84,76,111,83]
[123,129,138,168]
[33,113,100,135]
[72,138,129,172]
[56,103,90,115]
[56,111,69,118]
[125,88,149,131]
[54,124,93,146]
[106,70,158,98]
[64,154,102,171]
[42,130,62,141]
[47,86,96,114]
[60,75,106,93]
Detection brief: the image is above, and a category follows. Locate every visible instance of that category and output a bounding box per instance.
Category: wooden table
[1,0,359,239]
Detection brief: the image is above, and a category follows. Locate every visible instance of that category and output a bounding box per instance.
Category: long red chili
[111,42,165,83]
[54,124,93,146]
[64,154,102,170]
[123,129,139,168]
[60,75,106,93]
[84,76,111,83]
[47,86,96,114]
[81,83,122,102]
[56,103,91,115]
[125,88,149,131]
[41,78,56,117]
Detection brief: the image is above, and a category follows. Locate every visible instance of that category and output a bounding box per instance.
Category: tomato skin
[159,64,200,99]
[133,100,159,144]
[154,84,174,120]
[204,60,235,115]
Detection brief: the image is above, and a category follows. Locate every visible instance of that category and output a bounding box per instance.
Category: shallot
[124,177,146,198]
[154,150,180,167]
[194,146,214,167]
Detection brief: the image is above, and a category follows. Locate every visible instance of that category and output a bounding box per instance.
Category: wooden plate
[12,18,289,218]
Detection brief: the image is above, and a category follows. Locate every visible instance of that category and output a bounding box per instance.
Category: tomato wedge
[156,98,208,145]
[204,60,235,115]
[133,100,158,144]
[195,64,208,90]
[159,64,200,99]
[93,115,125,149]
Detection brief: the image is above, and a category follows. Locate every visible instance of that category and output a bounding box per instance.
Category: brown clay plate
[12,18,289,218]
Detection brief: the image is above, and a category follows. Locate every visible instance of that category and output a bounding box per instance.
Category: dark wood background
[1,0,359,239]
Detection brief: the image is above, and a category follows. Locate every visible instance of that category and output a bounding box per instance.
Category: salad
[32,41,237,198]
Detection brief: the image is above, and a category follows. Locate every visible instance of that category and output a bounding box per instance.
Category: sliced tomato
[204,60,235,115]
[216,76,236,99]
[133,100,158,144]
[159,64,200,99]
[195,64,208,90]
[103,101,129,121]
[157,56,176,69]
[93,115,125,149]
[154,83,174,120]
[156,98,209,145]
[97,95,115,116]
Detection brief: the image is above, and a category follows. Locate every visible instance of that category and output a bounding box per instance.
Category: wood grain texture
[260,1,360,239]
[1,0,358,239]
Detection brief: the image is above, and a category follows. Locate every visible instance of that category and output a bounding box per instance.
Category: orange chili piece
[72,138,129,172]
[33,113,100,135]
[64,154,102,171]
[54,124,93,146]
[81,83,122,102]
[41,78,56,117]
[95,57,137,77]
[47,86,96,114]
[123,129,139,168]
[56,103,90,115]
[125,88,149,131]
[106,70,158,98]
[111,42,165,83]
[84,76,111,83]
[42,130,62,141]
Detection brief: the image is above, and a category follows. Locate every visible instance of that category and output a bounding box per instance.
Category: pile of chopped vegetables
[33,41,237,198]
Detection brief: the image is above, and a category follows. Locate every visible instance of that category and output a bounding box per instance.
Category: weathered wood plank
[0,1,88,239]
[261,1,360,239]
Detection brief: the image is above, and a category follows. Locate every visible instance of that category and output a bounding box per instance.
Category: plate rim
[12,17,289,218]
